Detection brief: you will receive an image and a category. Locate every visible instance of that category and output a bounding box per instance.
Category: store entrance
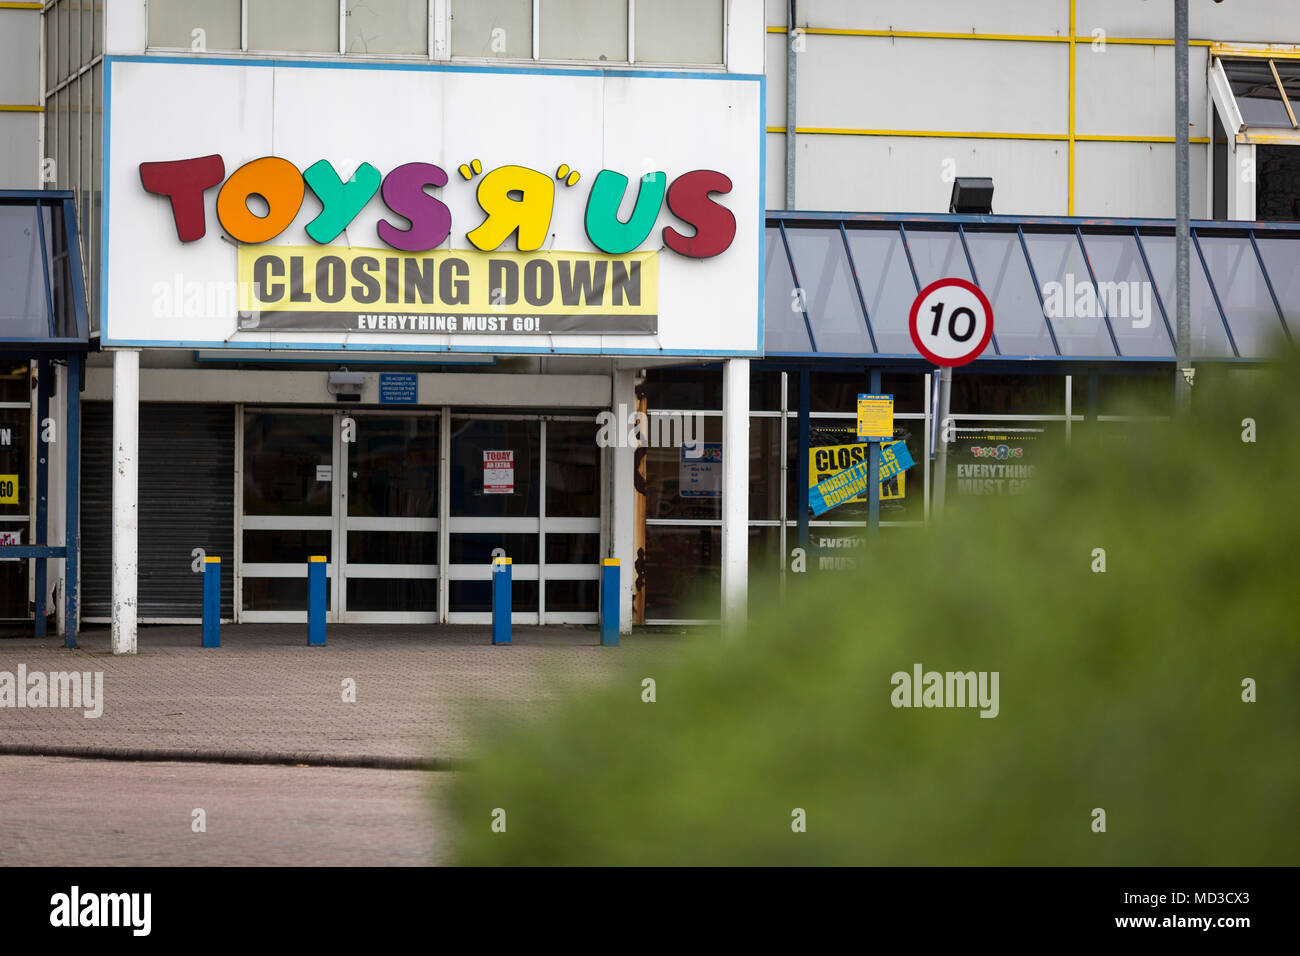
[240,409,600,625]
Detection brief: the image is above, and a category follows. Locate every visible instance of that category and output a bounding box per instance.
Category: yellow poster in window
[0,474,17,504]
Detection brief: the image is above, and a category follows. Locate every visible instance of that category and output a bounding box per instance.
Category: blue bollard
[308,555,327,646]
[492,556,512,645]
[600,558,620,647]
[202,556,221,648]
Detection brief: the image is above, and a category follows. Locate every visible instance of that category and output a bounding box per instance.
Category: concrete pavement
[0,623,684,766]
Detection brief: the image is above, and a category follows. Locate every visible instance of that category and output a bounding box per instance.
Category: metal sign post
[908,278,994,520]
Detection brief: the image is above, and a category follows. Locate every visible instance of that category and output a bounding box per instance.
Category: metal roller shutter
[82,403,234,620]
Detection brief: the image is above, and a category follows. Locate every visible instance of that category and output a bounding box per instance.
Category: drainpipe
[785,0,797,210]
[1174,0,1193,415]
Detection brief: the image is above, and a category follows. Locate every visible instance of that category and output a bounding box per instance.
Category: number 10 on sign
[908,277,994,368]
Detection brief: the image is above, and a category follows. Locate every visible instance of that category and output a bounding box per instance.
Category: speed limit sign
[908,277,994,367]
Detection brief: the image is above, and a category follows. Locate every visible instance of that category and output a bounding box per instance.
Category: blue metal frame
[767,210,1300,365]
[0,191,92,643]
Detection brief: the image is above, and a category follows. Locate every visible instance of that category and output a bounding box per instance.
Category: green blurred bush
[446,355,1300,865]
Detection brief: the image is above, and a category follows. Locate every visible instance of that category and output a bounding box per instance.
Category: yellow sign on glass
[0,474,17,504]
[808,445,904,502]
[857,393,894,441]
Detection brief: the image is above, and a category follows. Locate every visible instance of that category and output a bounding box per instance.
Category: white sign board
[679,443,722,498]
[483,450,514,495]
[102,57,763,357]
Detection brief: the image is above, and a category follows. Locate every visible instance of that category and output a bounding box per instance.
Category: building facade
[1,1,1298,642]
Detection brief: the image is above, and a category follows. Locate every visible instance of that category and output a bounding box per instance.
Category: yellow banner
[809,444,904,501]
[236,246,658,336]
[0,474,17,504]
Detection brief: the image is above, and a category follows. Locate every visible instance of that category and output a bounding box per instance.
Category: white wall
[766,0,1281,218]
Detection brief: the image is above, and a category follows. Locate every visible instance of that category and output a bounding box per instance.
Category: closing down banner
[237,246,658,335]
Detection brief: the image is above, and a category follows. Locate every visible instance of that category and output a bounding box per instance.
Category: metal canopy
[765,211,1300,364]
[0,190,92,352]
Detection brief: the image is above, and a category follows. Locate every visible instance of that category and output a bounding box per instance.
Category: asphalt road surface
[0,756,448,866]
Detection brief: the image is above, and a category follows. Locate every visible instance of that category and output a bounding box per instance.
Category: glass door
[445,414,601,625]
[241,411,338,622]
[446,416,541,623]
[341,413,439,623]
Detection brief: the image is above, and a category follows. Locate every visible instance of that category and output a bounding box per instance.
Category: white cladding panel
[791,0,1069,35]
[794,134,1068,215]
[1078,0,1300,42]
[103,58,763,356]
[798,36,1068,136]
[1075,44,1209,139]
[1074,141,1209,219]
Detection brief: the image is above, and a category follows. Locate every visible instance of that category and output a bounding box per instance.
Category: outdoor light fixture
[326,370,365,402]
[949,177,995,215]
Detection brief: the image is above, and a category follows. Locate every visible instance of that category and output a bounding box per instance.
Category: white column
[609,367,637,633]
[111,350,140,655]
[721,358,750,634]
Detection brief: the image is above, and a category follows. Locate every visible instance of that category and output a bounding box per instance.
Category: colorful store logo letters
[139,155,737,259]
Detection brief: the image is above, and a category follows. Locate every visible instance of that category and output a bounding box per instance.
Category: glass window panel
[1253,236,1300,338]
[763,228,812,353]
[1138,233,1234,358]
[243,413,334,516]
[546,420,600,517]
[450,0,531,58]
[147,0,240,50]
[749,416,782,520]
[346,0,428,55]
[545,580,596,613]
[635,0,723,64]
[243,529,332,563]
[844,227,921,355]
[346,531,438,564]
[801,418,924,524]
[644,525,719,619]
[1222,58,1293,129]
[242,577,333,612]
[901,227,972,287]
[347,415,437,517]
[451,579,537,613]
[449,418,539,517]
[942,423,1060,517]
[962,230,1056,358]
[1021,232,1115,357]
[950,373,1064,415]
[1197,235,1289,358]
[747,526,782,618]
[0,362,30,403]
[248,0,339,53]
[544,533,599,564]
[0,206,52,338]
[347,578,437,612]
[45,5,57,88]
[643,367,721,410]
[643,414,722,520]
[539,0,627,61]
[0,407,30,519]
[783,226,872,354]
[1077,231,1172,357]
[449,532,539,565]
[81,0,92,63]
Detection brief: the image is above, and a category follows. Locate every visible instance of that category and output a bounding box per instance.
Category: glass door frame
[443,411,601,626]
[237,406,602,626]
